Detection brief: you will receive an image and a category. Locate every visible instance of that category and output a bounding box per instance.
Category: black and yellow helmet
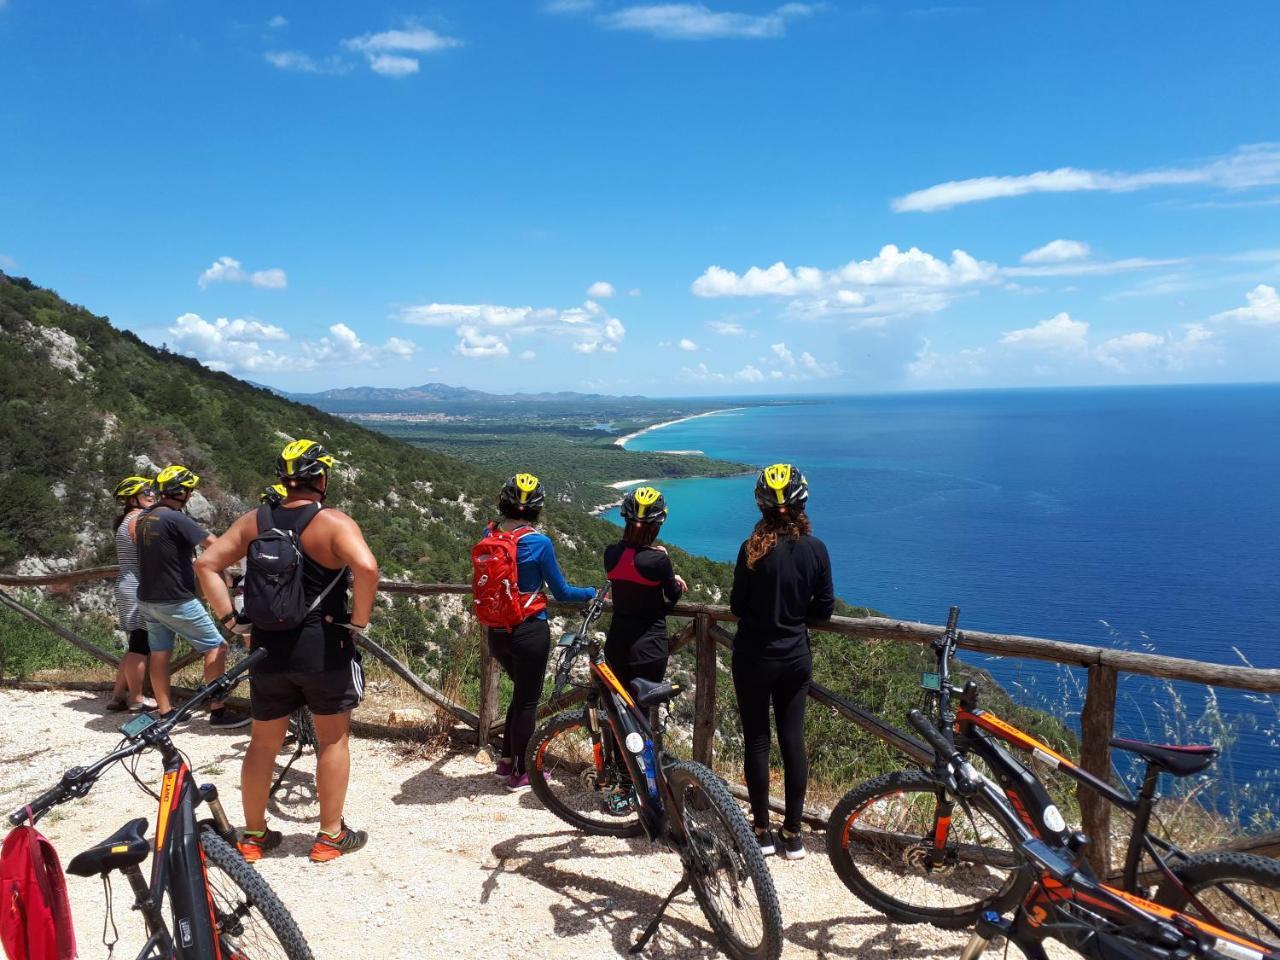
[260,483,288,505]
[754,463,809,513]
[277,439,336,480]
[499,473,545,511]
[155,465,200,497]
[620,486,667,525]
[113,476,154,500]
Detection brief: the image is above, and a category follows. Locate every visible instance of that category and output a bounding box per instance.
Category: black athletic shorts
[249,658,364,721]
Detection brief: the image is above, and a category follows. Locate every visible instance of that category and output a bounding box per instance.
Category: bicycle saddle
[1108,738,1219,778]
[630,678,682,708]
[67,817,150,876]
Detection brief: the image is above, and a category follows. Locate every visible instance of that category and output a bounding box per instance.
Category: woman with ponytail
[730,464,834,861]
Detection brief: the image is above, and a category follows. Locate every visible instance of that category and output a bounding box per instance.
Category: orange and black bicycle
[526,588,782,960]
[827,606,1279,958]
[8,648,312,960]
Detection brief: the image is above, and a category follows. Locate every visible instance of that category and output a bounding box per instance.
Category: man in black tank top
[196,440,380,864]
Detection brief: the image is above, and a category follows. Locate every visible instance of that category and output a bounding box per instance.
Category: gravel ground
[1,688,1016,960]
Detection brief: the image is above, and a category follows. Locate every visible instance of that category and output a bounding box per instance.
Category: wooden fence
[3,567,1279,872]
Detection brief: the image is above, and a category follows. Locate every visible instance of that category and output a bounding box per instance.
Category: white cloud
[1210,284,1280,327]
[267,15,288,28]
[601,3,819,39]
[999,312,1090,352]
[344,26,462,53]
[693,244,998,324]
[0,254,17,272]
[677,338,699,352]
[456,326,510,358]
[519,349,537,361]
[198,256,288,289]
[544,0,597,11]
[1005,256,1184,278]
[894,143,1280,213]
[1021,239,1091,264]
[587,280,615,298]
[264,50,348,74]
[694,245,997,298]
[368,54,419,76]
[909,312,1220,384]
[168,313,416,373]
[681,339,840,385]
[627,288,642,297]
[342,24,461,76]
[403,298,627,359]
[708,320,745,335]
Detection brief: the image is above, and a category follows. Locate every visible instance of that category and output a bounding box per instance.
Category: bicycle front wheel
[526,709,644,838]
[200,829,314,960]
[667,760,782,960]
[1156,851,1280,949]
[826,769,1029,929]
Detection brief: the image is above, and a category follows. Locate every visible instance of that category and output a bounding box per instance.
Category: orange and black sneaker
[237,827,282,862]
[309,821,367,863]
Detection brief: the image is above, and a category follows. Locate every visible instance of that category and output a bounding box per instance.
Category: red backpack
[1,817,77,960]
[471,523,547,629]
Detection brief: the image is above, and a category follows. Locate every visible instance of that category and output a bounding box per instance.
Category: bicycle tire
[292,707,318,748]
[1155,850,1280,948]
[826,769,1030,929]
[667,760,783,960]
[199,828,315,960]
[526,709,644,839]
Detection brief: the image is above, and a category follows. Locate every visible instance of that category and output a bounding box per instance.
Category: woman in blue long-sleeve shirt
[485,473,594,791]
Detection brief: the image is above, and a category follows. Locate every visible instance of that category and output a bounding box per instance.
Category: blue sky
[2,1,1278,396]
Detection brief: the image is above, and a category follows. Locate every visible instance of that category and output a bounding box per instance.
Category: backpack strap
[255,503,274,534]
[290,504,347,615]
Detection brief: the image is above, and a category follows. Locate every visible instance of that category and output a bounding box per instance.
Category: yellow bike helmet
[113,476,154,500]
[154,465,200,497]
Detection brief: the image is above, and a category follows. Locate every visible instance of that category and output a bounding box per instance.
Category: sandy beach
[613,408,741,448]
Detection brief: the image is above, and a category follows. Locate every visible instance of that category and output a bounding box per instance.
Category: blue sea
[605,385,1280,813]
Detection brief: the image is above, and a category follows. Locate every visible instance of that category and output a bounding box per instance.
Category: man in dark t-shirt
[135,465,242,727]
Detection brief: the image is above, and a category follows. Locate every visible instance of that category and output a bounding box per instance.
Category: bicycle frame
[567,642,691,847]
[926,607,1214,896]
[10,650,259,960]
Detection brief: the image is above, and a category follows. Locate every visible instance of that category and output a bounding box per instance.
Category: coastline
[613,407,742,449]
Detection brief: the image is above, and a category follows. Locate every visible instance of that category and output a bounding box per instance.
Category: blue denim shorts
[139,598,226,654]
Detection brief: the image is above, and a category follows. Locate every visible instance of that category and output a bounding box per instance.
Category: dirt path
[2,688,998,960]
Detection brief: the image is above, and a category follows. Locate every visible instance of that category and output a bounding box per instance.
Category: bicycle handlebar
[8,647,266,826]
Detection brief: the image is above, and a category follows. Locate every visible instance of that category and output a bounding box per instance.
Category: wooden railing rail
[4,568,1278,869]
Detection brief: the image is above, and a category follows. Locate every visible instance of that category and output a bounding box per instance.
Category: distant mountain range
[295,382,633,403]
[286,382,648,413]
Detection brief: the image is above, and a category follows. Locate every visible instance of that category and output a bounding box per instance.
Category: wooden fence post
[693,613,717,768]
[476,623,499,750]
[1079,662,1118,875]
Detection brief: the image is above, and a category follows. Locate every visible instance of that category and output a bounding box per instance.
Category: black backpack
[242,504,344,632]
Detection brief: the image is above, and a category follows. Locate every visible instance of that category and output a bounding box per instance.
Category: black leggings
[127,628,150,655]
[488,619,552,776]
[732,651,811,834]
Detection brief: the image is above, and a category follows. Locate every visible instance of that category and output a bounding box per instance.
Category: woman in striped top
[106,476,158,711]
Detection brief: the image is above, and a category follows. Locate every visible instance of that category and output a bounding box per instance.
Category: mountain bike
[526,589,783,960]
[908,701,1280,960]
[8,648,314,960]
[827,606,1280,950]
[270,707,318,798]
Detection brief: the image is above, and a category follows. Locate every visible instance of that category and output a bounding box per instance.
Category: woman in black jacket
[603,486,685,692]
[730,464,834,861]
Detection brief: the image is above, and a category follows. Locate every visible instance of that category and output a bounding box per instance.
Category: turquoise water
[606,386,1280,810]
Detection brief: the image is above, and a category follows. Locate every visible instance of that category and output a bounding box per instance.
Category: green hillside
[0,272,1074,796]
